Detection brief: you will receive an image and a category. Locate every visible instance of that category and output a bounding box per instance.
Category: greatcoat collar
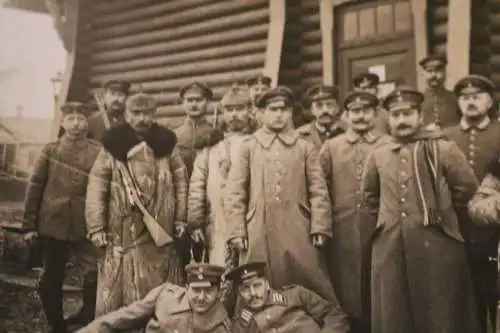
[345,128,379,144]
[460,116,490,131]
[254,127,299,149]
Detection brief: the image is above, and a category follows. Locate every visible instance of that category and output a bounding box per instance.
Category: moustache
[396,124,411,130]
[352,119,368,124]
[466,105,478,111]
[319,113,333,118]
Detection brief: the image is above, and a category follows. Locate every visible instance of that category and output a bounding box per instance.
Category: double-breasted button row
[468,130,476,166]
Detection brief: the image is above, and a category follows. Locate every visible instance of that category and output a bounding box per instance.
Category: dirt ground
[0,280,81,333]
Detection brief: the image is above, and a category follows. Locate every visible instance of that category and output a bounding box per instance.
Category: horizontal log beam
[91,41,266,74]
[91,25,268,63]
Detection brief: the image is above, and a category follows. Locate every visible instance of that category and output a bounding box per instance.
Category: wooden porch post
[409,0,428,92]
[445,0,472,89]
[264,0,286,87]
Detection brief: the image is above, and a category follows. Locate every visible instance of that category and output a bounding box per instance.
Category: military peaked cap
[185,263,225,288]
[453,74,496,96]
[103,79,131,94]
[247,74,272,87]
[60,101,92,118]
[419,54,447,70]
[255,86,294,109]
[126,93,157,111]
[353,72,380,89]
[179,81,213,99]
[220,88,252,107]
[306,84,339,102]
[382,88,424,112]
[225,261,267,285]
[343,91,379,110]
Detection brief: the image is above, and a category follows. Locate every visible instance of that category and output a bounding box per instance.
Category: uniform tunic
[421,86,460,128]
[444,117,500,332]
[319,130,390,324]
[86,124,187,321]
[77,283,231,333]
[188,133,249,265]
[87,111,125,142]
[174,116,214,177]
[362,131,480,333]
[232,285,348,333]
[225,127,336,302]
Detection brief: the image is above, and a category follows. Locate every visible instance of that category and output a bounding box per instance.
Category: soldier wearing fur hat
[85,93,188,324]
[297,84,346,149]
[76,263,231,333]
[188,87,256,266]
[228,261,348,333]
[224,86,337,303]
[444,74,500,333]
[362,87,480,333]
[22,102,101,333]
[419,54,460,128]
[320,91,391,333]
[352,72,390,134]
[87,79,131,142]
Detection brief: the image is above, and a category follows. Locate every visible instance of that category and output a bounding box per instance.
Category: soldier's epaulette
[270,290,287,305]
[239,308,253,327]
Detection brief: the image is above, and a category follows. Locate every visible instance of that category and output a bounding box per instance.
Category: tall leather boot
[65,272,97,327]
[39,276,67,333]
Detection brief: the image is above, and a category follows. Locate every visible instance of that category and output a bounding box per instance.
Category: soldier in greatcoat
[228,261,349,333]
[443,75,500,333]
[188,88,256,266]
[87,79,131,141]
[76,263,231,333]
[320,91,390,333]
[361,87,480,333]
[297,85,346,150]
[224,86,337,302]
[419,55,460,128]
[22,102,101,333]
[352,72,390,134]
[85,93,187,323]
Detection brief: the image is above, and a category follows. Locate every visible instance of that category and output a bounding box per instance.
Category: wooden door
[339,38,416,99]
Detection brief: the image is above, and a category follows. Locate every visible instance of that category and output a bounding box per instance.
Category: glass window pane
[376,4,394,35]
[359,7,376,38]
[343,11,358,41]
[394,2,412,32]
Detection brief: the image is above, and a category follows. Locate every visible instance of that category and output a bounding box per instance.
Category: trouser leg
[38,236,70,333]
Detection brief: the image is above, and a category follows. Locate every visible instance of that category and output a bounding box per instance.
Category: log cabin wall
[426,0,448,56]
[83,0,270,128]
[469,0,490,77]
[489,0,500,100]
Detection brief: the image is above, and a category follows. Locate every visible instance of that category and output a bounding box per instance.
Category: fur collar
[102,123,177,162]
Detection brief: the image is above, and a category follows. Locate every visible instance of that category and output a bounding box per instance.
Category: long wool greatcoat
[224,127,337,302]
[362,131,481,333]
[85,124,187,320]
[77,283,231,333]
[188,133,249,265]
[319,130,390,322]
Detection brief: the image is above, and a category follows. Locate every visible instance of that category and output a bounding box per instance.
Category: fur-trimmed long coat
[85,123,188,320]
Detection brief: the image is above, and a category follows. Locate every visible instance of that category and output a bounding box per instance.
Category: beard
[107,101,125,116]
[226,118,247,132]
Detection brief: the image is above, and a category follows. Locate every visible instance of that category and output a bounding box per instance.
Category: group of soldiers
[18,53,500,333]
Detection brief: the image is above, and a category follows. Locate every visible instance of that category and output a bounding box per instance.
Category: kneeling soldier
[22,102,101,333]
[228,261,349,333]
[77,263,231,333]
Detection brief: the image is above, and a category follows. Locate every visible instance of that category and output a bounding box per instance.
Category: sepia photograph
[0,0,497,332]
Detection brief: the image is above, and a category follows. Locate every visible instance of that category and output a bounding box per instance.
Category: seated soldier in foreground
[76,264,231,333]
[228,261,349,333]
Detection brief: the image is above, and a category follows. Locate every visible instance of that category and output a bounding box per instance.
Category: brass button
[401,212,407,218]
[400,197,406,203]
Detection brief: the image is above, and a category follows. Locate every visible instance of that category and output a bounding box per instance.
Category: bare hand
[174,221,187,239]
[229,237,248,251]
[191,228,205,244]
[312,234,327,247]
[90,231,108,248]
[23,231,38,245]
